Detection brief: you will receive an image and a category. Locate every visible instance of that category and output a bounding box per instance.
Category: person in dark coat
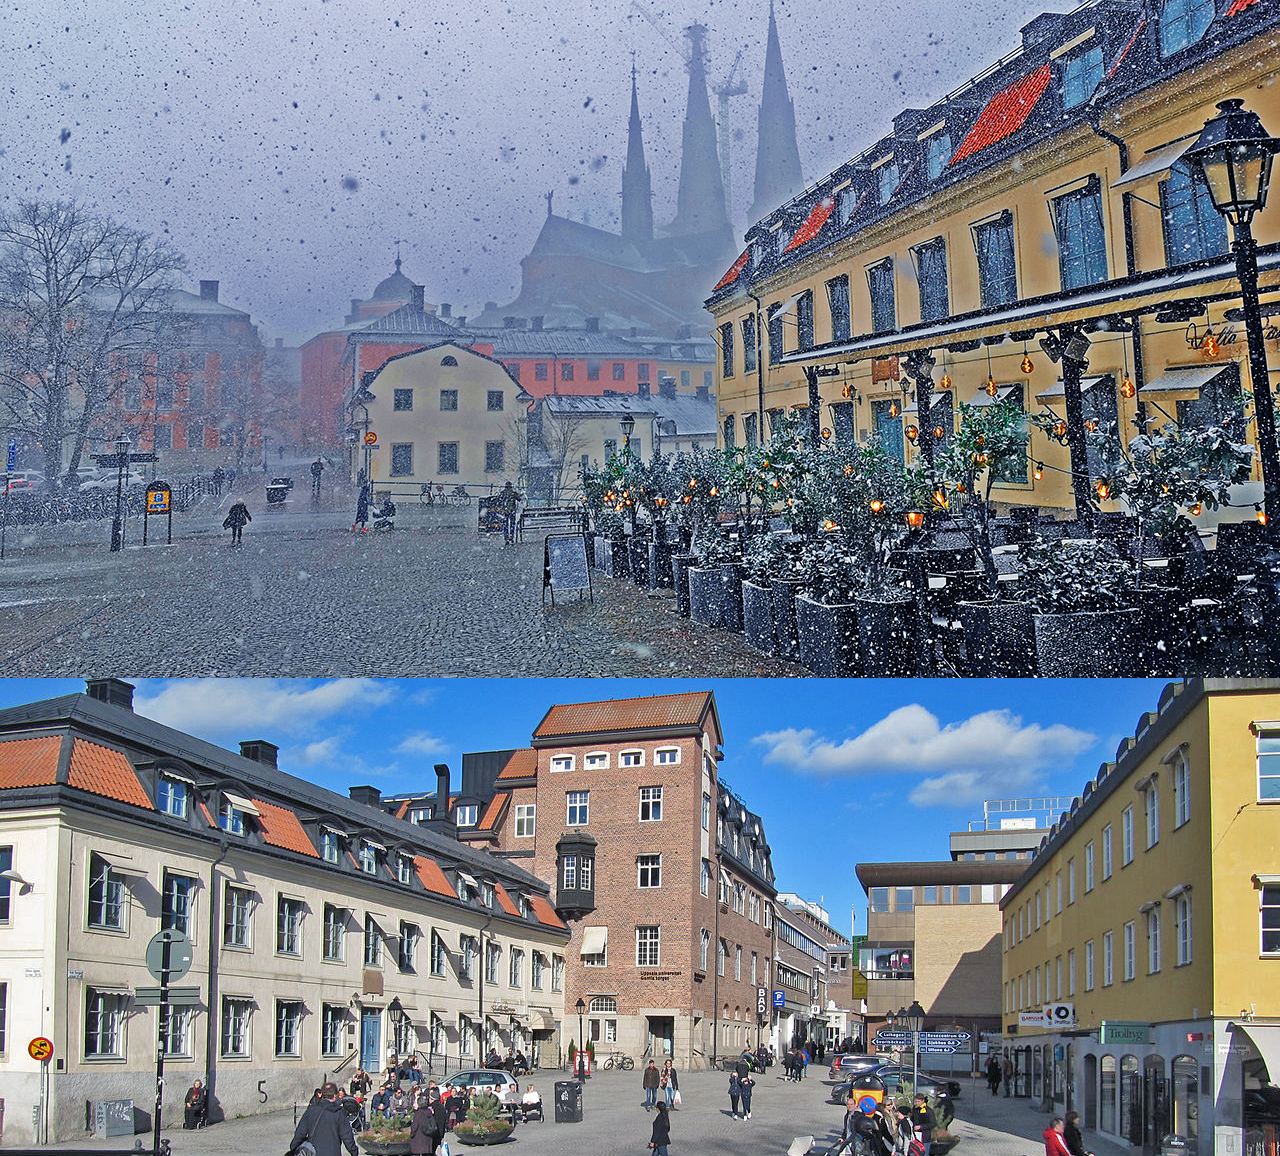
[222,501,251,545]
[311,458,325,495]
[986,1055,1003,1095]
[211,466,225,496]
[182,1080,206,1128]
[354,484,371,532]
[1063,1110,1091,1156]
[738,1072,755,1119]
[290,1083,358,1156]
[409,1090,447,1156]
[642,1060,660,1110]
[910,1094,937,1156]
[727,1071,741,1119]
[648,1101,671,1156]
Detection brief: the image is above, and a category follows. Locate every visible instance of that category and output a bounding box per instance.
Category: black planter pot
[719,563,745,632]
[628,536,650,586]
[741,580,776,656]
[855,593,918,676]
[671,554,695,616]
[649,540,675,591]
[688,566,727,629]
[770,578,804,663]
[795,593,862,676]
[592,535,607,572]
[599,537,629,579]
[583,534,595,569]
[1033,607,1142,676]
[956,600,1036,677]
[1134,585,1187,676]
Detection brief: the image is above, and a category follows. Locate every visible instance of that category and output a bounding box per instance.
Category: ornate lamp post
[110,433,130,552]
[1184,99,1280,530]
[575,997,586,1081]
[904,1000,926,1097]
[619,412,636,457]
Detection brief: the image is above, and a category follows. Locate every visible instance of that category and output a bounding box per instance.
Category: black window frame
[767,303,784,364]
[439,389,459,412]
[1052,177,1108,291]
[826,275,851,343]
[393,388,414,411]
[741,314,758,373]
[1160,159,1229,268]
[720,322,735,378]
[912,237,950,323]
[484,441,505,473]
[796,290,815,351]
[973,210,1019,308]
[866,259,896,334]
[438,442,459,475]
[487,389,505,411]
[390,443,413,477]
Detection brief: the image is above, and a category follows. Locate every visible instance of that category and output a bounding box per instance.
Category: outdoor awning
[1141,365,1234,394]
[532,1011,556,1031]
[1035,373,1115,400]
[1110,137,1195,190]
[223,793,261,816]
[968,384,1021,407]
[1230,1022,1280,1083]
[580,926,608,956]
[457,871,479,888]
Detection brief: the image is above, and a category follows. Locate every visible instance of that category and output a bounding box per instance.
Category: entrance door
[1143,1056,1169,1155]
[646,1016,674,1058]
[1084,1054,1097,1128]
[361,1009,381,1071]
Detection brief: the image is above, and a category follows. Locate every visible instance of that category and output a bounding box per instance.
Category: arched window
[1120,1055,1141,1144]
[1171,1055,1198,1148]
[441,355,459,366]
[1100,1055,1117,1134]
[589,996,617,1013]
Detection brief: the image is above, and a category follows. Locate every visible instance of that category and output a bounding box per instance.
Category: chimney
[441,303,452,318]
[458,316,467,327]
[531,315,544,332]
[637,381,650,400]
[659,376,677,400]
[85,679,135,710]
[696,384,710,402]
[199,280,219,302]
[274,337,283,349]
[676,324,693,340]
[351,298,361,316]
[239,740,279,768]
[348,785,382,807]
[503,316,518,329]
[411,285,425,311]
[434,764,451,820]
[629,327,638,338]
[586,317,600,333]
[485,301,498,312]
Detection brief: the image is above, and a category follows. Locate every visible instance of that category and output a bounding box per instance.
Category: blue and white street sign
[6,440,15,473]
[772,990,786,1008]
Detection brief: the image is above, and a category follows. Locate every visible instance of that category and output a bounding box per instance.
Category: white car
[80,470,145,493]
[440,1069,520,1104]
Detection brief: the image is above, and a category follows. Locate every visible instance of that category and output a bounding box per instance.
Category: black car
[829,1064,961,1104]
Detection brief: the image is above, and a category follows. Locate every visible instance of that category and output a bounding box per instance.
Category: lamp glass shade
[116,435,131,454]
[619,415,636,438]
[575,998,586,1014]
[905,1001,925,1033]
[1185,100,1279,221]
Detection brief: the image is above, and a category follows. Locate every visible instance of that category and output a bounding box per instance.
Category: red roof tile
[252,797,318,857]
[949,63,1052,167]
[1225,0,1257,16]
[713,249,750,292]
[395,799,411,820]
[197,801,218,829]
[415,854,456,898]
[534,692,712,739]
[529,894,566,930]
[477,793,508,832]
[495,749,538,781]
[0,735,62,789]
[783,197,836,253]
[1106,16,1147,78]
[68,739,152,809]
[493,881,522,918]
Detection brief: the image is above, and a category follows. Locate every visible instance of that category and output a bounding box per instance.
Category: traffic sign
[146,484,171,514]
[917,1044,962,1054]
[364,431,377,445]
[145,929,193,982]
[772,990,785,1008]
[6,440,16,473]
[134,986,201,1006]
[874,1031,911,1045]
[28,1036,54,1061]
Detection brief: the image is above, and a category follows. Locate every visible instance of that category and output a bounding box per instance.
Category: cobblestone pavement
[39,1066,1106,1156]
[0,490,806,677]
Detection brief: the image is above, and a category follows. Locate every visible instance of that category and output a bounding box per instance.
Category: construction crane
[628,1,690,63]
[711,49,747,220]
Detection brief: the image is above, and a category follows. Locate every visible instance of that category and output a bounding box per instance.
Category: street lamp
[575,997,586,1081]
[1185,99,1280,530]
[110,433,130,552]
[619,412,636,457]
[904,1000,926,1098]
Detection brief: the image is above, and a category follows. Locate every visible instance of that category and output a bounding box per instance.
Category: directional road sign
[134,986,201,1006]
[6,440,16,472]
[145,929,193,982]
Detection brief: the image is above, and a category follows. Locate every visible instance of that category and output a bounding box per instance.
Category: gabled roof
[68,738,152,809]
[948,62,1053,167]
[533,691,715,739]
[783,197,836,254]
[415,853,456,898]
[495,749,539,781]
[713,250,751,292]
[1225,0,1258,15]
[477,792,509,832]
[354,304,466,339]
[493,881,522,918]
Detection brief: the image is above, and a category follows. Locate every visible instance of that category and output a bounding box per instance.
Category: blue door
[361,1009,381,1071]
[873,400,904,462]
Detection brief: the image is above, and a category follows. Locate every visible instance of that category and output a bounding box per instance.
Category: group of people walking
[984,1053,1016,1096]
[829,1090,934,1156]
[641,1058,682,1110]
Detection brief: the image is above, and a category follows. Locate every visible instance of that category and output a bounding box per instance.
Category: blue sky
[9,678,1170,937]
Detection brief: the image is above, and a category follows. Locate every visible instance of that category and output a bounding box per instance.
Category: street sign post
[145,929,192,1156]
[134,986,201,1006]
[28,1036,54,1061]
[142,480,173,546]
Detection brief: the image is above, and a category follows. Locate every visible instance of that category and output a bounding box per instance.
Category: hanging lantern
[1034,462,1044,481]
[905,424,918,441]
[1190,502,1203,516]
[689,478,697,487]
[933,425,946,440]
[1085,419,1099,433]
[822,427,832,439]
[823,520,838,532]
[1203,332,1220,358]
[1257,505,1269,526]
[976,435,986,447]
[904,509,925,529]
[843,464,853,476]
[940,372,951,390]
[1021,353,1034,374]
[985,376,998,397]
[933,488,948,508]
[762,460,770,468]
[709,486,718,497]
[771,479,780,488]
[1095,480,1110,501]
[870,498,885,513]
[841,384,852,399]
[1120,375,1136,399]
[889,400,899,418]
[1053,419,1068,440]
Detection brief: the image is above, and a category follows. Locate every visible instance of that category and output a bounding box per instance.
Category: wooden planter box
[1033,607,1142,676]
[795,593,862,676]
[741,580,775,656]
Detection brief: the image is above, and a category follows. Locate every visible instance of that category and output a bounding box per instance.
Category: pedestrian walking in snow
[223,501,251,545]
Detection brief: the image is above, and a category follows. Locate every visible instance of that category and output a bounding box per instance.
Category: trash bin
[1161,1135,1190,1156]
[266,484,289,504]
[554,1080,583,1123]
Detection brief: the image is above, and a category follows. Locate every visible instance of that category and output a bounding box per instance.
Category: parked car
[830,1063,961,1104]
[828,1053,882,1079]
[441,1069,520,1103]
[80,469,145,493]
[5,470,48,494]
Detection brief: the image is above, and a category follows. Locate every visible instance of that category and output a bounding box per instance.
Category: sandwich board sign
[543,534,593,605]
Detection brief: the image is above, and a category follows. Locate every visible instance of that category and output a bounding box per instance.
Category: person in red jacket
[1044,1118,1073,1156]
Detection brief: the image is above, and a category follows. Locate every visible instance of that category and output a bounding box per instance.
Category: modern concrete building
[1000,677,1280,1156]
[0,680,568,1144]
[773,893,851,1055]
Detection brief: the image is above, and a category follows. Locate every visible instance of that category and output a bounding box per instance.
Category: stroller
[371,497,396,532]
[341,1096,366,1132]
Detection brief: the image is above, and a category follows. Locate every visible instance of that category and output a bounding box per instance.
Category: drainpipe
[746,291,766,440]
[204,834,232,1117]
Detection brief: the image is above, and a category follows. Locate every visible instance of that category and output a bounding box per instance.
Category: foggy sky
[3,0,1069,345]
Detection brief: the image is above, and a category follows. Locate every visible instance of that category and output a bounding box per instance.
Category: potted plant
[357,1114,412,1156]
[688,521,739,630]
[452,1090,514,1147]
[794,535,865,676]
[740,533,781,655]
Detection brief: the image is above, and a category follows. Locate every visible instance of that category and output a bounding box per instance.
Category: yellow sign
[851,970,869,1001]
[28,1036,54,1061]
[146,488,171,514]
[364,431,377,446]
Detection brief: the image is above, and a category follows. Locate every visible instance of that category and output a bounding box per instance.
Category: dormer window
[877,159,899,205]
[775,228,793,255]
[358,840,383,875]
[408,808,430,825]
[923,129,952,181]
[456,804,478,827]
[320,828,342,864]
[219,793,259,837]
[481,881,496,908]
[157,776,189,819]
[457,871,480,902]
[1061,43,1104,110]
[396,854,414,885]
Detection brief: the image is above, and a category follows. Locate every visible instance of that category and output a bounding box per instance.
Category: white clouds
[134,679,395,739]
[752,705,1095,808]
[396,732,449,757]
[298,737,342,765]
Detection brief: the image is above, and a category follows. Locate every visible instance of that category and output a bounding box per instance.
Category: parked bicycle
[451,485,472,507]
[600,1051,634,1070]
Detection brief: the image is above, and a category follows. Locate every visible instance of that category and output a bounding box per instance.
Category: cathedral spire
[749,0,804,224]
[666,24,729,237]
[621,63,654,244]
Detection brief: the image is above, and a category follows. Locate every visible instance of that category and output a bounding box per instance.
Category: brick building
[385,690,776,1068]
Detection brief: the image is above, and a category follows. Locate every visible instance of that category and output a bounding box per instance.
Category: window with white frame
[88,854,127,930]
[157,776,189,818]
[620,750,643,768]
[399,922,419,972]
[364,915,382,967]
[1257,727,1280,800]
[532,952,545,989]
[460,935,477,980]
[430,930,447,976]
[85,989,125,1057]
[655,747,680,765]
[485,941,501,984]
[734,944,742,980]
[1067,859,1077,904]
[751,951,759,984]
[1122,806,1134,864]
[1142,779,1161,848]
[733,882,745,914]
[637,854,662,888]
[1171,750,1191,827]
[567,791,589,826]
[396,854,413,885]
[701,792,711,830]
[1146,906,1162,972]
[276,896,302,955]
[717,937,726,976]
[1261,885,1280,954]
[164,1006,191,1057]
[358,842,378,874]
[697,859,711,899]
[320,829,341,863]
[1085,842,1095,891]
[1123,921,1136,980]
[323,904,345,960]
[1084,940,1095,990]
[459,1014,476,1055]
[749,892,760,922]
[552,954,564,990]
[1067,948,1077,996]
[699,929,710,970]
[1103,930,1114,985]
[223,884,251,948]
[514,804,536,838]
[1175,892,1193,964]
[161,871,196,935]
[584,752,608,770]
[275,1000,302,1056]
[322,1005,345,1056]
[550,754,574,773]
[639,786,663,821]
[455,805,478,827]
[430,1013,446,1054]
[509,947,524,987]
[219,796,253,836]
[1102,825,1114,878]
[220,996,251,1057]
